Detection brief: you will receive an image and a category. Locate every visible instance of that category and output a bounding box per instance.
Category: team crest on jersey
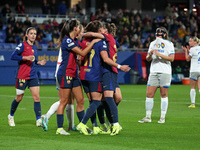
[67,80,71,84]
[32,56,35,61]
[66,39,72,43]
[32,49,34,53]
[161,43,165,48]
[86,42,90,46]
[20,83,23,87]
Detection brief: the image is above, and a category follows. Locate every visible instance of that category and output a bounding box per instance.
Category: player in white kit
[138,27,175,123]
[182,37,200,108]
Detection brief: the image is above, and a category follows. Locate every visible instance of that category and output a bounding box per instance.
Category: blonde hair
[191,36,200,44]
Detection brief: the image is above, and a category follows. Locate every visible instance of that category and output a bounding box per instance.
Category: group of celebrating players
[7,19,130,136]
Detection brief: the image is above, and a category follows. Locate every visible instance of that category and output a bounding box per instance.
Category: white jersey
[148,37,175,74]
[55,48,62,77]
[189,45,200,72]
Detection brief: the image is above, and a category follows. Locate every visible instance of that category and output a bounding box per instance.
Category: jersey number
[84,49,95,67]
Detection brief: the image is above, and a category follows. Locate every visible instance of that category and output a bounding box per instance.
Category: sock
[89,101,98,127]
[82,100,101,125]
[46,101,60,119]
[10,99,19,116]
[34,102,41,120]
[161,97,168,119]
[104,97,118,123]
[97,103,105,124]
[145,97,154,118]
[76,110,85,122]
[102,100,112,123]
[190,89,196,105]
[57,114,63,128]
[66,104,74,128]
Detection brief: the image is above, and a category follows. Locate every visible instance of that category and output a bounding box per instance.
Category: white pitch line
[0,94,193,104]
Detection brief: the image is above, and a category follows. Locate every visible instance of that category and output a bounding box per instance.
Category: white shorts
[147,73,171,87]
[190,72,200,81]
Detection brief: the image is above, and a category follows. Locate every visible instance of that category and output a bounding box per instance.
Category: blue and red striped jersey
[11,41,38,79]
[79,39,107,81]
[102,33,118,74]
[57,36,77,77]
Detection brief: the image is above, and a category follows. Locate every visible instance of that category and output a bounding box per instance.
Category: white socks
[190,89,196,105]
[66,104,74,128]
[46,101,60,119]
[145,97,168,119]
[161,97,168,119]
[145,97,154,118]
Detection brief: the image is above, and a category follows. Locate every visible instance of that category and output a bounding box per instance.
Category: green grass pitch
[0,84,200,150]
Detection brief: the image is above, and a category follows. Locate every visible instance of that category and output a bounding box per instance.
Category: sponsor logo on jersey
[154,42,165,49]
[66,39,72,43]
[20,83,23,87]
[68,42,75,47]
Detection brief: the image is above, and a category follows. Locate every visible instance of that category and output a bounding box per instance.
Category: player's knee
[114,96,122,104]
[146,92,154,98]
[76,98,85,106]
[32,95,40,102]
[16,95,23,102]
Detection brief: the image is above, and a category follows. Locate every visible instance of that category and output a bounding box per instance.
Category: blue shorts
[102,72,118,92]
[15,78,39,90]
[81,80,102,93]
[57,75,81,89]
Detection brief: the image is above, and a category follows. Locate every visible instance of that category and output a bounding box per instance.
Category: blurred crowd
[1,1,200,50]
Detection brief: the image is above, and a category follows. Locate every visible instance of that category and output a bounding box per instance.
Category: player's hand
[149,49,155,55]
[182,46,187,52]
[38,59,46,66]
[154,50,161,57]
[24,55,34,61]
[120,65,131,72]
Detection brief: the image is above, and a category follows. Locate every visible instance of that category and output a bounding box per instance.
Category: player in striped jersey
[41,25,85,132]
[8,27,46,127]
[55,19,100,135]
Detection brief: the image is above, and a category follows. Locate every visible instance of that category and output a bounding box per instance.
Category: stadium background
[0,0,198,85]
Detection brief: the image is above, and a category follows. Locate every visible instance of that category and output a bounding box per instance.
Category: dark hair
[57,19,80,47]
[85,20,103,32]
[24,27,37,41]
[26,27,36,34]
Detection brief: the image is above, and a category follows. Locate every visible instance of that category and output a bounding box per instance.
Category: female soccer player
[41,24,85,132]
[77,21,110,135]
[8,27,46,127]
[55,19,100,135]
[138,27,175,124]
[83,22,130,135]
[182,37,200,108]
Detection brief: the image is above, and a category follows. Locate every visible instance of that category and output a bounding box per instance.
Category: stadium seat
[0,44,4,51]
[3,43,12,51]
[0,38,5,43]
[11,43,18,50]
[156,16,164,22]
[3,25,8,30]
[47,71,55,79]
[38,71,48,79]
[40,44,49,51]
[0,31,6,36]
